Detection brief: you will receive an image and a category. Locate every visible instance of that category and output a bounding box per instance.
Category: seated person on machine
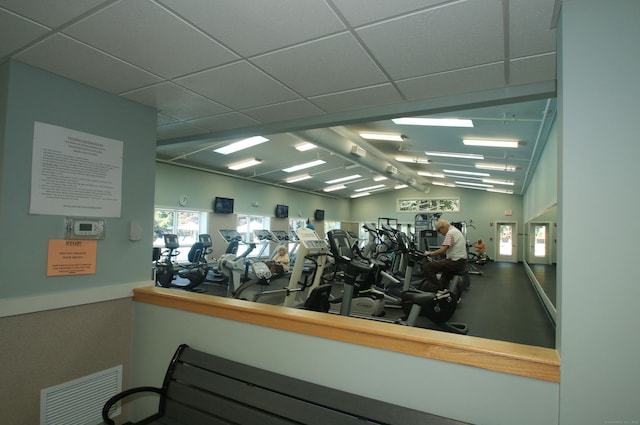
[265,246,290,275]
[472,239,487,259]
[421,219,468,292]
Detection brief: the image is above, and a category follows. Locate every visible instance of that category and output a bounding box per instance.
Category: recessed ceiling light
[359,132,404,142]
[295,142,316,151]
[285,174,312,183]
[483,179,515,186]
[394,184,408,189]
[325,174,361,184]
[463,139,519,148]
[487,188,514,194]
[323,184,346,192]
[228,158,262,170]
[426,151,484,160]
[433,181,456,187]
[351,192,370,198]
[417,171,445,178]
[373,175,388,181]
[395,156,429,164]
[475,163,517,172]
[392,117,473,127]
[443,169,490,177]
[355,184,385,192]
[282,159,326,173]
[214,136,268,155]
[454,181,493,188]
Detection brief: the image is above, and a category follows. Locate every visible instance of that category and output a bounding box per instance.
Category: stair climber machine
[154,234,208,292]
[326,229,386,317]
[221,227,332,311]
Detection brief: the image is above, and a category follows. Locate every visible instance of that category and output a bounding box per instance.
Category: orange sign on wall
[47,239,97,276]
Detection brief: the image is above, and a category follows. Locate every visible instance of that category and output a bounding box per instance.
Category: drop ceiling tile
[14,34,162,94]
[157,121,209,141]
[357,1,504,80]
[242,100,324,124]
[510,0,557,58]
[0,9,49,58]
[176,61,299,110]
[253,33,388,97]
[157,0,345,57]
[396,63,505,101]
[509,53,556,86]
[0,0,108,28]
[188,112,261,133]
[309,84,403,114]
[158,112,178,126]
[63,0,238,78]
[331,0,445,27]
[122,82,231,120]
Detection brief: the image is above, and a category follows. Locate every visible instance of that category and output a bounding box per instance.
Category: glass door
[495,222,518,263]
[528,222,551,264]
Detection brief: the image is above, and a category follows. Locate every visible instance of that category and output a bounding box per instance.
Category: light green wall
[524,119,558,222]
[0,61,156,300]
[132,302,559,425]
[557,1,640,424]
[155,161,350,220]
[351,184,524,260]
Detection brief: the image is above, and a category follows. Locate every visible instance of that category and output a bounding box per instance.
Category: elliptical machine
[326,229,386,317]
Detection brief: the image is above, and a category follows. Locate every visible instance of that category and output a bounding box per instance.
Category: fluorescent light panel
[323,184,346,192]
[215,136,268,155]
[395,156,429,164]
[283,159,326,173]
[325,174,361,184]
[433,181,456,187]
[476,163,517,172]
[426,151,484,160]
[487,188,514,194]
[417,171,445,178]
[355,184,385,192]
[295,142,316,151]
[394,184,408,189]
[455,181,493,188]
[228,158,262,170]
[285,174,312,183]
[351,192,370,198]
[443,169,490,177]
[463,139,519,148]
[392,117,473,127]
[373,175,387,181]
[483,179,515,186]
[359,132,404,142]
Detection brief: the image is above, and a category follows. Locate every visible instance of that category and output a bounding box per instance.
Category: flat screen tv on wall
[213,197,234,214]
[314,209,324,220]
[275,204,289,218]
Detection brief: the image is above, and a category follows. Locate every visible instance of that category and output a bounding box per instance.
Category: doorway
[495,222,518,263]
[528,222,552,264]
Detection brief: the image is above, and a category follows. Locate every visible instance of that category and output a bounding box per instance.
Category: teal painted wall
[0,61,156,300]
[558,1,640,424]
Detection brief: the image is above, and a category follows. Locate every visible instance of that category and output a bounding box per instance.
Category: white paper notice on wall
[30,122,123,218]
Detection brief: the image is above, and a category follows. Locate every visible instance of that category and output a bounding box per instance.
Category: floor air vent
[40,365,122,425]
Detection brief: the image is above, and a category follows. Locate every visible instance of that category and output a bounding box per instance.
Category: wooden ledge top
[133,286,560,382]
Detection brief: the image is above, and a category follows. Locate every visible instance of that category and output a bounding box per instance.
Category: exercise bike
[154,234,208,292]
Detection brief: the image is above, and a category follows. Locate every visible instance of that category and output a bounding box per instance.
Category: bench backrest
[160,344,468,425]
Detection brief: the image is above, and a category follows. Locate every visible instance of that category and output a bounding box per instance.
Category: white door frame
[495,221,518,263]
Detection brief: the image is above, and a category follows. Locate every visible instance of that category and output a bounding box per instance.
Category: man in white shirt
[421,219,468,292]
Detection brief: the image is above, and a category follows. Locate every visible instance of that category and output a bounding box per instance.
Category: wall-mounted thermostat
[65,217,105,239]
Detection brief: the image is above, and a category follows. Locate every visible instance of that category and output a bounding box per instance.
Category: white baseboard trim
[0,281,153,318]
